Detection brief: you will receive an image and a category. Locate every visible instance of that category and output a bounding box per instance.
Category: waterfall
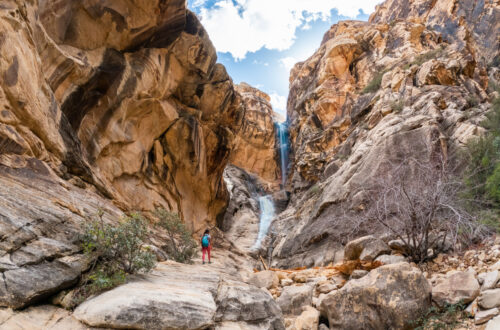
[252,195,275,249]
[276,122,289,186]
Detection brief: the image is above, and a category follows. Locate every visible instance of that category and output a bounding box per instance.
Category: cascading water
[252,195,275,249]
[276,122,289,186]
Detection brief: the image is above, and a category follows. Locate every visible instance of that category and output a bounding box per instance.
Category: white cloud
[269,92,287,115]
[280,56,297,72]
[198,0,381,60]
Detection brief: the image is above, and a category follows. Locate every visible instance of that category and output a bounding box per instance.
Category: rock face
[270,0,498,267]
[369,0,500,61]
[0,0,253,310]
[0,0,243,240]
[319,263,431,329]
[230,83,280,187]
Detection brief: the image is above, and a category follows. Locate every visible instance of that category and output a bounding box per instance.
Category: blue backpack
[202,235,210,247]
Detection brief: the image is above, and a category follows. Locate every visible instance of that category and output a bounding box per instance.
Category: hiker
[201,229,211,264]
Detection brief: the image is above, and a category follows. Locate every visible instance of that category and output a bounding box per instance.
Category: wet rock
[320,263,431,329]
[432,271,480,307]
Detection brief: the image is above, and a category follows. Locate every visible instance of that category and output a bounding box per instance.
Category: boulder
[74,271,218,329]
[249,270,280,290]
[478,289,500,310]
[316,281,338,294]
[214,280,284,328]
[486,315,500,330]
[475,308,499,325]
[291,306,320,330]
[0,305,86,330]
[375,254,406,265]
[350,270,369,280]
[479,271,500,291]
[432,271,480,307]
[320,263,431,329]
[344,236,391,262]
[277,285,314,316]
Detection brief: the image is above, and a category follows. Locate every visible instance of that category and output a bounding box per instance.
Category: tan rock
[478,289,500,310]
[249,270,280,290]
[319,263,431,329]
[344,235,391,262]
[291,306,320,330]
[277,285,314,316]
[486,315,500,330]
[475,308,500,325]
[432,271,480,307]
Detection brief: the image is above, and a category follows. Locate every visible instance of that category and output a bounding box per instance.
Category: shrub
[462,94,500,214]
[466,95,479,107]
[361,71,385,94]
[80,211,156,296]
[155,208,198,263]
[390,100,404,113]
[360,155,487,263]
[411,301,467,330]
[403,45,447,70]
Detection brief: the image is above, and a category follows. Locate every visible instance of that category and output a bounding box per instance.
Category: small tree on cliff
[155,208,198,263]
[361,155,488,263]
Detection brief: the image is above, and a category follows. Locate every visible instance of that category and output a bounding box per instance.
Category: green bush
[361,71,385,94]
[80,211,156,296]
[390,100,404,113]
[462,94,500,226]
[411,301,467,330]
[155,208,198,263]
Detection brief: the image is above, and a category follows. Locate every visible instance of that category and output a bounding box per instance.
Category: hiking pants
[202,246,211,262]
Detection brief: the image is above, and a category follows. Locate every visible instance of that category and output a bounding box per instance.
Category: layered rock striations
[271,0,499,267]
[0,0,248,310]
[1,0,243,236]
[230,83,280,188]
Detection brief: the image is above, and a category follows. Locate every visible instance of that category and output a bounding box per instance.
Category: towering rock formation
[0,0,243,234]
[271,0,499,268]
[0,0,246,309]
[230,83,280,188]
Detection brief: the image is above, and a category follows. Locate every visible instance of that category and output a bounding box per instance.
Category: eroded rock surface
[270,0,498,268]
[319,263,431,329]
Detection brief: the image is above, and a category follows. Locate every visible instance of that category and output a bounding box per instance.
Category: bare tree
[361,155,489,263]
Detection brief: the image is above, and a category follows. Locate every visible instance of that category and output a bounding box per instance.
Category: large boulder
[249,270,280,290]
[74,262,285,329]
[0,305,85,330]
[277,285,314,316]
[215,280,284,329]
[478,289,500,310]
[290,306,320,330]
[319,263,431,329]
[432,271,480,307]
[344,235,391,262]
[74,263,220,329]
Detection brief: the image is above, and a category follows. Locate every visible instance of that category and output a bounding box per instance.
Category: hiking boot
[209,261,211,264]
[203,261,205,264]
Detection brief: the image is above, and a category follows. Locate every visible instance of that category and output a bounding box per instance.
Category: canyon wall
[0,0,251,309]
[272,0,499,268]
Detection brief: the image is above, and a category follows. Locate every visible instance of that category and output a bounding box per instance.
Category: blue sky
[188,1,382,116]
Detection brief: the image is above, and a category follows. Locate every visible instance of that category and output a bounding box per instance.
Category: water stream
[276,122,289,186]
[252,122,289,249]
[252,195,275,249]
